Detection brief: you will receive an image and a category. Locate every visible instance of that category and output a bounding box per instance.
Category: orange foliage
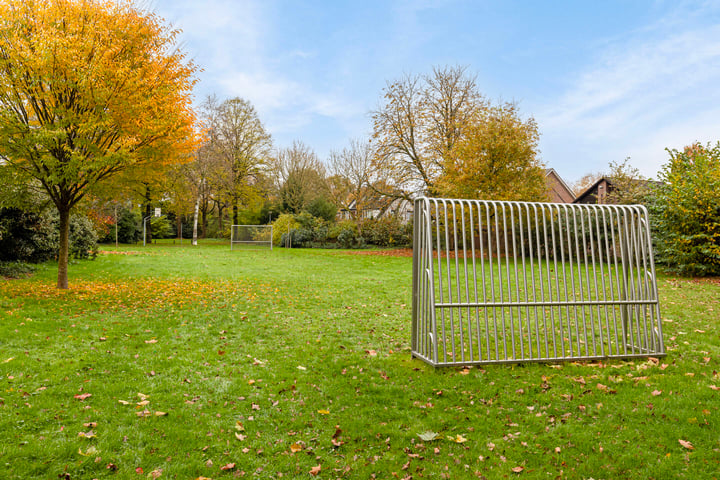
[0,0,199,288]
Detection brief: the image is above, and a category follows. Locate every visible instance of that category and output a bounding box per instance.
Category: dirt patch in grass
[345,248,414,257]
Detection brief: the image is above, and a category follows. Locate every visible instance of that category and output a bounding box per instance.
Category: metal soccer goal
[411,197,665,367]
[230,225,273,251]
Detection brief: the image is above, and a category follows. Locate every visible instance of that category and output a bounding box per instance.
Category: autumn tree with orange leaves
[0,0,197,288]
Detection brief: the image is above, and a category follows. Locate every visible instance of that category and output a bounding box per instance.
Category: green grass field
[1,244,719,479]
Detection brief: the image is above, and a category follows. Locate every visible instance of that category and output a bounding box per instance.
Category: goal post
[230,225,273,251]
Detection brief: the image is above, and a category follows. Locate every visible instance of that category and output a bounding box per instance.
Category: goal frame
[230,224,273,251]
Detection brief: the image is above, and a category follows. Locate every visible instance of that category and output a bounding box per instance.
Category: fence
[411,197,665,367]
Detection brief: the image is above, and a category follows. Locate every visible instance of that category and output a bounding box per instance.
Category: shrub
[272,214,300,246]
[0,207,57,262]
[0,260,35,278]
[0,208,99,262]
[653,142,720,276]
[306,197,337,223]
[328,220,358,240]
[150,215,174,239]
[337,228,356,248]
[68,214,99,259]
[362,216,412,247]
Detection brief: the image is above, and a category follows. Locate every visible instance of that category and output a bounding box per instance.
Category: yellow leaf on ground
[447,434,468,443]
[317,409,330,415]
[290,443,303,453]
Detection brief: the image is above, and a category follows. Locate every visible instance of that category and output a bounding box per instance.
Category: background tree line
[0,0,716,284]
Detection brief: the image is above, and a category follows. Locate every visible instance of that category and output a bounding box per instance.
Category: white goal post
[230,225,273,251]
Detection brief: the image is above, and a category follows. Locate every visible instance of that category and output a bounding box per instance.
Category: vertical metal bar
[568,206,583,356]
[453,201,472,362]
[432,199,445,364]
[460,202,474,362]
[640,204,664,353]
[556,205,569,358]
[589,207,605,357]
[526,204,540,359]
[578,206,593,356]
[479,202,492,360]
[442,200,455,363]
[518,203,533,359]
[535,204,550,359]
[547,204,560,358]
[509,202,523,359]
[468,202,482,361]
[499,203,511,360]
[412,199,420,355]
[492,203,503,360]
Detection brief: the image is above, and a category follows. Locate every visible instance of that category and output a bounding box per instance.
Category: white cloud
[538,17,720,180]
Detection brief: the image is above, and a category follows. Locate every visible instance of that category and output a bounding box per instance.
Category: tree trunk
[192,195,200,246]
[144,184,152,243]
[201,207,207,238]
[57,207,71,289]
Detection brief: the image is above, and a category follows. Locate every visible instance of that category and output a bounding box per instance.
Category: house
[338,196,414,223]
[544,168,576,203]
[573,177,662,205]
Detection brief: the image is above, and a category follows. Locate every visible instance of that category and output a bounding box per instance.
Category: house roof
[544,168,576,202]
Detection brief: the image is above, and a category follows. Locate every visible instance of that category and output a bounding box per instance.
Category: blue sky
[154,0,720,183]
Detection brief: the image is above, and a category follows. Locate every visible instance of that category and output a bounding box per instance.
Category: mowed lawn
[1,244,719,479]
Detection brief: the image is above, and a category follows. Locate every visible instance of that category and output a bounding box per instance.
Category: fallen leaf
[512,466,524,473]
[78,430,96,439]
[679,439,694,450]
[145,339,157,344]
[418,431,440,442]
[136,467,144,474]
[290,443,303,453]
[149,469,162,479]
[78,446,100,456]
[136,410,152,418]
[235,433,246,441]
[118,400,131,405]
[297,366,306,370]
[709,385,720,391]
[220,463,235,471]
[137,400,150,406]
[83,422,98,428]
[651,390,662,396]
[3,357,14,363]
[235,421,245,431]
[317,409,330,415]
[447,434,468,443]
[309,465,321,476]
[74,393,92,401]
[154,411,168,416]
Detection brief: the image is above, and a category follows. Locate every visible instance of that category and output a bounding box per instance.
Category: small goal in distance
[230,225,273,251]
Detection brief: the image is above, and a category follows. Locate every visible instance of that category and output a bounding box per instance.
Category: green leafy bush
[68,214,99,259]
[306,197,337,223]
[271,214,300,246]
[653,142,720,276]
[0,260,35,278]
[0,208,99,262]
[0,208,57,262]
[362,216,412,247]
